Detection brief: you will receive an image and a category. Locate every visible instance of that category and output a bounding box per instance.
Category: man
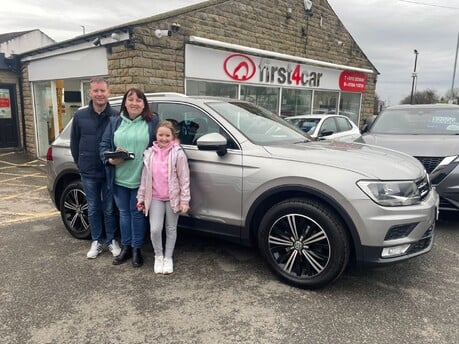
[70,78,121,258]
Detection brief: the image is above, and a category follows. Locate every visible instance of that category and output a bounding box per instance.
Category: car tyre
[258,198,350,289]
[59,181,91,239]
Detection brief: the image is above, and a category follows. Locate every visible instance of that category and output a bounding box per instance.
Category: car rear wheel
[258,198,350,289]
[59,181,91,239]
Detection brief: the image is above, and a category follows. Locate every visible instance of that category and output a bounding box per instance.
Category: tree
[444,88,459,104]
[400,89,439,104]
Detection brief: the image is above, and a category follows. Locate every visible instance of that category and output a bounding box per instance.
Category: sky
[1,0,458,106]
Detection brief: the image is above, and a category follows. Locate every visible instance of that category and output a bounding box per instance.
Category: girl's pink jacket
[137,142,190,215]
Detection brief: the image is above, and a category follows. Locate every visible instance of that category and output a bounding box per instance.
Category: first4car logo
[223,53,367,91]
[223,54,256,81]
[223,53,323,87]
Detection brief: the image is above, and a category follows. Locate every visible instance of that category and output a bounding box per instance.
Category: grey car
[47,93,438,289]
[358,104,459,212]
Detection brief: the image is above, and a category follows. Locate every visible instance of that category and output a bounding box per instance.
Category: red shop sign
[339,70,367,92]
[0,98,10,108]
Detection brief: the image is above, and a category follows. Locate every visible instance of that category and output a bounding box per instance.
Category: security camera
[154,29,171,38]
[110,32,120,41]
[91,37,101,46]
[171,22,181,33]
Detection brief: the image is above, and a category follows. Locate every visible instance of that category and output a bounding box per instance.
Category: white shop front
[184,38,373,124]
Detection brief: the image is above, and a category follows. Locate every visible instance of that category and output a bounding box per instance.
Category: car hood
[263,140,424,179]
[358,134,459,157]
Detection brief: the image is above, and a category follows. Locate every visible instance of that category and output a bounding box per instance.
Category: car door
[156,102,244,239]
[335,116,361,142]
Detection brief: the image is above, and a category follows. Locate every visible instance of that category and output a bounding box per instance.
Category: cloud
[2,0,458,105]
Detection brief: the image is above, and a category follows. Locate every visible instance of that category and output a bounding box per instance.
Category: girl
[100,88,158,268]
[137,120,190,274]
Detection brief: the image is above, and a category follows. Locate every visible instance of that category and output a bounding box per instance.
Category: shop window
[339,92,361,124]
[240,85,279,115]
[281,88,312,117]
[312,90,338,115]
[33,81,53,157]
[186,80,238,98]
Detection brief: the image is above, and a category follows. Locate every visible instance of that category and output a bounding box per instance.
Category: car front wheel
[258,198,350,289]
[59,181,91,239]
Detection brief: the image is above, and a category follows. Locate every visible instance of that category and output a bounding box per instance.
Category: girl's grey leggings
[149,200,179,259]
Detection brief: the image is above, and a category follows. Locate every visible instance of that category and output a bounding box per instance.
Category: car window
[157,103,238,149]
[336,117,352,132]
[208,101,306,144]
[320,118,338,134]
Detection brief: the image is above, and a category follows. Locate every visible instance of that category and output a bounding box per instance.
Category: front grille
[407,237,432,254]
[415,175,431,200]
[406,224,434,255]
[414,156,444,173]
[439,197,459,211]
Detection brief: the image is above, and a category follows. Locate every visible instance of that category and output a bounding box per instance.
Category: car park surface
[284,114,361,142]
[358,104,459,212]
[47,93,438,289]
[2,151,457,344]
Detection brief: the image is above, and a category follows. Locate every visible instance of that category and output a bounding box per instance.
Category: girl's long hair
[119,88,154,121]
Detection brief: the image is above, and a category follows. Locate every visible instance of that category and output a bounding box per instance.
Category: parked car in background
[47,94,438,289]
[285,114,361,142]
[358,104,459,212]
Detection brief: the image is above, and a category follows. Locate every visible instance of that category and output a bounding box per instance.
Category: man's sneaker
[108,240,121,257]
[87,241,103,259]
[163,257,173,274]
[154,256,164,274]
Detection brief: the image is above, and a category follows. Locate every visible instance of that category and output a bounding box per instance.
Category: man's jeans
[81,176,117,243]
[113,184,147,249]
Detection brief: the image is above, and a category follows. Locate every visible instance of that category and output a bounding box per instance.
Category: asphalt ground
[0,151,458,344]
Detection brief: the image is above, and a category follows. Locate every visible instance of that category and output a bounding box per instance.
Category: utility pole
[410,49,419,105]
[450,32,459,104]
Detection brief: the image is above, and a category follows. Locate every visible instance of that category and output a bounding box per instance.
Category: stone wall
[107,0,377,123]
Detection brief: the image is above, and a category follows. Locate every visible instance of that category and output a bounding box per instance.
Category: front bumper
[353,187,438,266]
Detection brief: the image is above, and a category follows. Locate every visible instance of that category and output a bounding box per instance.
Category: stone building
[14,0,378,157]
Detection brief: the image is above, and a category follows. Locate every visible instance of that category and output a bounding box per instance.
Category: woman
[100,88,159,267]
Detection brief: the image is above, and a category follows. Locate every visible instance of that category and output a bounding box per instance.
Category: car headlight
[357,180,421,206]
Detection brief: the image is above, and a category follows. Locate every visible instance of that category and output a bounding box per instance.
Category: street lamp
[410,49,419,104]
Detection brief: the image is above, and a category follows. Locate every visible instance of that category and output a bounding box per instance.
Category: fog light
[381,244,411,258]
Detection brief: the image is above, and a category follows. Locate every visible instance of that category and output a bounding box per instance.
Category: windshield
[370,107,459,135]
[207,101,307,144]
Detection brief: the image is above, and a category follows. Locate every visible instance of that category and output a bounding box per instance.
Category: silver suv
[47,93,438,289]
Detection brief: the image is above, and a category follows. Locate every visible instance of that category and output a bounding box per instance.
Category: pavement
[0,151,57,226]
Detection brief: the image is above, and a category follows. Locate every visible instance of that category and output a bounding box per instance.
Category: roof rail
[145,92,187,97]
[109,92,187,102]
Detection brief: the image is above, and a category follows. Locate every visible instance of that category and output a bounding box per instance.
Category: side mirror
[196,132,228,156]
[319,130,334,137]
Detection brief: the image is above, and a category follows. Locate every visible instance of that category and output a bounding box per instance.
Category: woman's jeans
[113,184,147,249]
[149,200,179,259]
[81,176,116,244]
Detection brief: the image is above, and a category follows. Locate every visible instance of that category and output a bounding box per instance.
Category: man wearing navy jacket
[70,78,121,259]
